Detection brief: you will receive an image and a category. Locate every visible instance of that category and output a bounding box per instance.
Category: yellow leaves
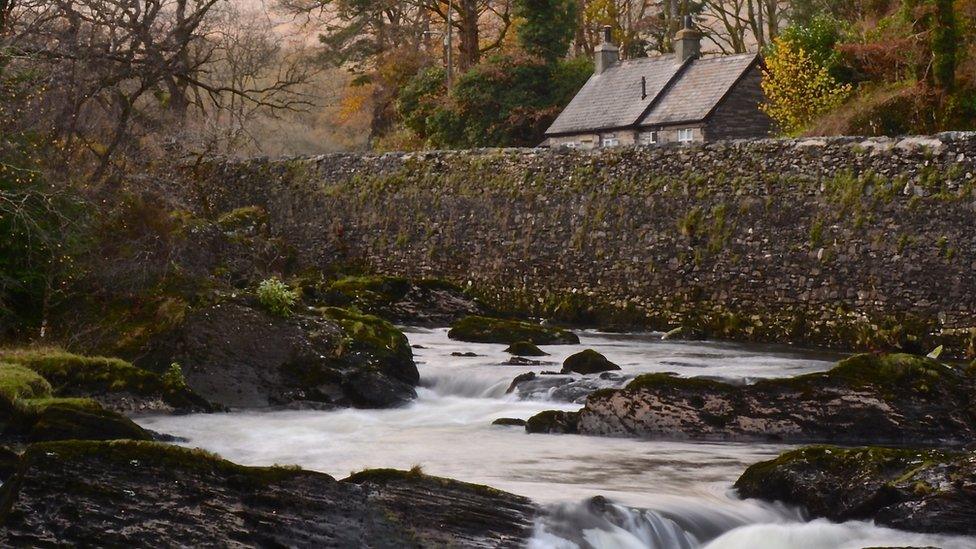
[761,38,853,136]
[335,83,375,126]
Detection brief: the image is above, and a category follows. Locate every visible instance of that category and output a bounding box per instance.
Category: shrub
[162,362,188,390]
[256,277,298,317]
[762,37,853,135]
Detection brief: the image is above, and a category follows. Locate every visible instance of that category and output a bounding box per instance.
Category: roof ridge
[628,55,696,127]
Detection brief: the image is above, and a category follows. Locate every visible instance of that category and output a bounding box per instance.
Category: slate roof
[544,56,684,135]
[641,53,758,126]
[545,52,760,136]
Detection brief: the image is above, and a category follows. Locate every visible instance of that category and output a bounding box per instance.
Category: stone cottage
[545,18,773,148]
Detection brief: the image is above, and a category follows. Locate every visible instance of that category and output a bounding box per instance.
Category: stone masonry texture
[194,133,976,356]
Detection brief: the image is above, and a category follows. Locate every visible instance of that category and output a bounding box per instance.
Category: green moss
[736,445,959,493]
[0,348,206,409]
[0,362,52,400]
[623,373,733,393]
[825,353,958,394]
[26,399,152,442]
[561,349,620,374]
[216,205,267,231]
[320,307,410,359]
[447,315,579,345]
[327,275,411,307]
[504,341,548,357]
[343,466,509,498]
[22,440,308,485]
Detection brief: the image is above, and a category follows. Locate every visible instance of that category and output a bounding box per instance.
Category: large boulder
[134,301,419,409]
[529,353,976,444]
[448,316,579,345]
[0,441,535,547]
[561,350,621,375]
[735,446,976,536]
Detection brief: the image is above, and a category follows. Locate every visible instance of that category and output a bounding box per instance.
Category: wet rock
[1,396,152,444]
[0,446,18,482]
[506,372,537,393]
[533,353,976,444]
[507,371,628,403]
[525,410,580,434]
[503,357,549,366]
[0,349,210,414]
[448,316,579,345]
[504,341,549,357]
[492,418,527,427]
[0,441,535,547]
[561,350,621,375]
[134,301,418,409]
[451,351,480,357]
[319,275,483,325]
[735,446,976,536]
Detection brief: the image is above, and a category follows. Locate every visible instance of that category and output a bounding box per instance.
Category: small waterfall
[530,497,702,549]
[528,496,808,549]
[421,372,513,399]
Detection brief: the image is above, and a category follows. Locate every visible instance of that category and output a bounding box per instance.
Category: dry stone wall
[198,133,976,355]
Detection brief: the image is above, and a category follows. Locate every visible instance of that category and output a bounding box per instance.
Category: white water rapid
[137,328,976,549]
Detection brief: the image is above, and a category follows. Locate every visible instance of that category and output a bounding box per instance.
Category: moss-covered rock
[561,349,620,375]
[0,349,210,413]
[0,440,535,547]
[24,399,151,442]
[735,445,976,535]
[318,306,418,385]
[0,394,151,443]
[319,275,482,325]
[529,353,976,444]
[503,341,548,356]
[448,316,579,345]
[0,363,52,400]
[136,301,418,409]
[525,410,580,434]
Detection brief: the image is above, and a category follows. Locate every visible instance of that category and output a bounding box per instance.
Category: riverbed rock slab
[0,440,536,548]
[528,353,976,444]
[735,445,976,536]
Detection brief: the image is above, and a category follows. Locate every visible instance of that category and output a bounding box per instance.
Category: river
[137,328,976,549]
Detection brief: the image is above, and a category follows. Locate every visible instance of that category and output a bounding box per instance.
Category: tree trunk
[456,0,479,71]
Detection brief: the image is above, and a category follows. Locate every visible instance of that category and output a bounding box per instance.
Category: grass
[0,362,53,400]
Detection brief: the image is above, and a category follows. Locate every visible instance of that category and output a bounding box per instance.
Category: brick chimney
[595,25,619,75]
[674,15,701,63]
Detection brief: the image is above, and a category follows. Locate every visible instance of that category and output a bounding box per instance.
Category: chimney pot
[674,16,701,63]
[594,25,619,75]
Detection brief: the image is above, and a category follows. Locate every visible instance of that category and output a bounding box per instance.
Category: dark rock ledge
[526,353,976,445]
[0,440,536,548]
[735,445,976,536]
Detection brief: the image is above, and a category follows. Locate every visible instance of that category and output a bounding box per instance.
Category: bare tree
[1,0,315,180]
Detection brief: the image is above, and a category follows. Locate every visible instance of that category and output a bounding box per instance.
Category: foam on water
[137,327,974,548]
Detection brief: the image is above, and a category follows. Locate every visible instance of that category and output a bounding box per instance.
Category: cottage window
[565,142,578,149]
[677,128,695,143]
[601,134,620,147]
[640,131,657,145]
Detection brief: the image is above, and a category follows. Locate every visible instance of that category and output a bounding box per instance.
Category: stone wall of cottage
[197,133,976,355]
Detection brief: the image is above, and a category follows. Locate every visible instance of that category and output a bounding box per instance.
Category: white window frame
[640,131,657,146]
[677,128,695,143]
[601,133,620,147]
